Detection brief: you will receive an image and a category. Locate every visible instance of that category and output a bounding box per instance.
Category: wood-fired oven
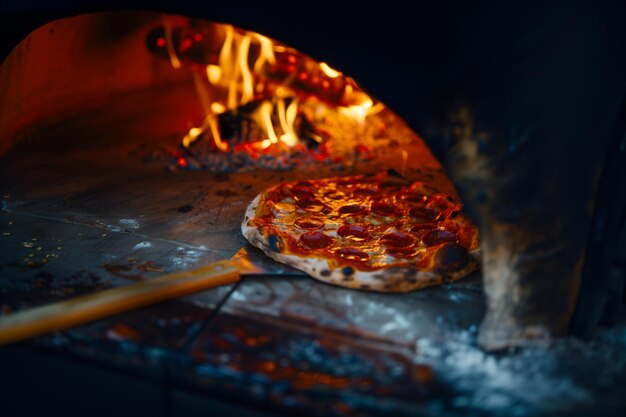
[1,2,625,417]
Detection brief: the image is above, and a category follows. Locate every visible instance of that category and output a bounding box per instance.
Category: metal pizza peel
[0,245,306,346]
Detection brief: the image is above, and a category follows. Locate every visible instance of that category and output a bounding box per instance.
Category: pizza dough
[241,171,480,292]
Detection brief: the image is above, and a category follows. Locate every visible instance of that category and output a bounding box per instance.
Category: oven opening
[0,12,436,177]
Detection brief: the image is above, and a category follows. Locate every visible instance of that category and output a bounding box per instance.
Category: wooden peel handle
[0,260,240,346]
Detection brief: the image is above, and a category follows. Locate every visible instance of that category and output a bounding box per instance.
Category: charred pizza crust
[241,172,480,292]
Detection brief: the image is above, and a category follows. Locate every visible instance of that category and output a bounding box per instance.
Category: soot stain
[177,204,193,213]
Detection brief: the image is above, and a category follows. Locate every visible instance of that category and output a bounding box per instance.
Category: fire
[339,95,384,124]
[159,20,383,155]
[276,98,299,146]
[257,101,279,146]
[319,62,342,78]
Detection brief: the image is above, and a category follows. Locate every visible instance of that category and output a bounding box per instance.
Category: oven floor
[1,86,625,417]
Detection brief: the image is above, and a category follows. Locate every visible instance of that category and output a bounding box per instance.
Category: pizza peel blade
[230,245,307,277]
[0,245,305,346]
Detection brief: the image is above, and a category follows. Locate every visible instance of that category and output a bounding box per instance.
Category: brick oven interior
[1,3,626,417]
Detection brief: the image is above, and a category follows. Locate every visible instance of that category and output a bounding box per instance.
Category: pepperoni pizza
[241,171,480,292]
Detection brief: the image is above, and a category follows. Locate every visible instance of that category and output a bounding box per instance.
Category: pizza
[241,170,480,292]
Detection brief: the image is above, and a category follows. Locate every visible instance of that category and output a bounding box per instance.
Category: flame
[277,98,299,146]
[238,36,254,104]
[338,88,384,124]
[172,22,382,153]
[338,99,380,123]
[206,65,222,84]
[248,98,301,150]
[319,62,341,78]
[163,20,181,69]
[183,118,228,151]
[257,101,279,145]
[253,34,276,72]
[218,25,234,83]
[182,126,201,148]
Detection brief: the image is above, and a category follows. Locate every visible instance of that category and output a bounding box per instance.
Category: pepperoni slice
[266,188,288,202]
[378,181,406,191]
[427,194,455,211]
[296,197,326,212]
[291,184,315,199]
[397,192,428,204]
[338,204,367,215]
[408,207,438,222]
[337,224,371,241]
[294,217,324,230]
[380,232,415,248]
[371,202,396,216]
[435,243,469,272]
[300,231,334,249]
[335,248,370,262]
[422,230,457,246]
[386,247,419,258]
[353,187,379,197]
[410,223,436,234]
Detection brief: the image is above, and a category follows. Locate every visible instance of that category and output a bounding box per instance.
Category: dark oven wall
[1,0,625,346]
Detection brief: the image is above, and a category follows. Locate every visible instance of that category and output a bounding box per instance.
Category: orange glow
[182,126,201,148]
[210,102,225,113]
[206,65,222,84]
[319,62,341,78]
